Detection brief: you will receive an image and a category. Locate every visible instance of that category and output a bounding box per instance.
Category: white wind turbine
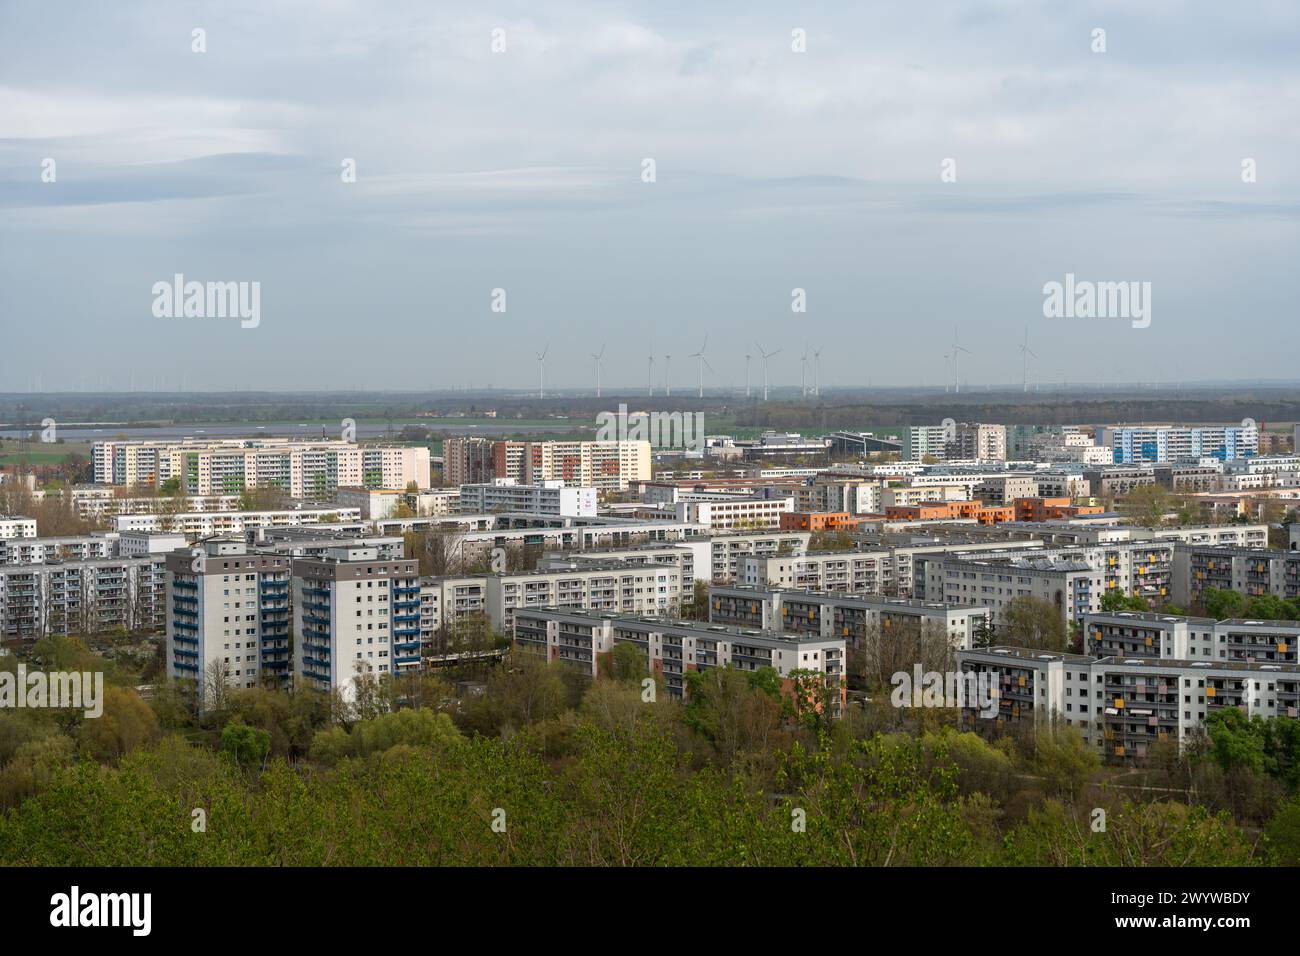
[951,330,971,394]
[943,352,951,393]
[754,342,781,402]
[591,343,606,398]
[744,352,752,398]
[690,333,713,399]
[664,352,672,397]
[1019,326,1037,394]
[647,335,655,397]
[535,344,549,399]
[800,345,809,398]
[812,346,822,397]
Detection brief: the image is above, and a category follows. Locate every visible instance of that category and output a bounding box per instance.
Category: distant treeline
[2,390,1298,431]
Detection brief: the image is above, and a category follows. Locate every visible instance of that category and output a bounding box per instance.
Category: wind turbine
[664,352,672,398]
[534,344,549,399]
[951,330,970,394]
[812,346,822,397]
[647,335,655,397]
[800,346,809,399]
[943,352,951,393]
[591,344,606,398]
[744,352,752,398]
[690,334,713,399]
[1019,326,1037,394]
[754,342,781,402]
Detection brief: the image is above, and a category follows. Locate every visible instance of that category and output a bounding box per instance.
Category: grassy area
[0,440,91,467]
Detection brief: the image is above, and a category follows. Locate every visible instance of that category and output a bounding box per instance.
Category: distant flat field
[0,440,91,466]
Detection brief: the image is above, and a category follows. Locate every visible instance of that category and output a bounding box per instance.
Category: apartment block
[458,479,597,517]
[1171,544,1300,607]
[513,607,845,712]
[519,440,651,492]
[443,436,497,486]
[1097,424,1258,464]
[292,547,422,701]
[779,511,864,533]
[957,647,1300,762]
[0,516,37,539]
[920,540,1176,623]
[675,496,794,531]
[1,554,167,641]
[951,423,1008,461]
[114,507,362,538]
[738,550,892,594]
[91,438,431,498]
[1083,610,1300,666]
[709,584,991,649]
[165,540,292,697]
[0,534,117,565]
[485,561,682,632]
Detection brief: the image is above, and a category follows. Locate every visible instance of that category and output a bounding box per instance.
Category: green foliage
[1099,590,1150,613]
[1001,596,1068,651]
[1203,709,1300,789]
[220,721,270,767]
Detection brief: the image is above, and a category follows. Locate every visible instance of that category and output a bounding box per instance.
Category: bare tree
[203,657,232,713]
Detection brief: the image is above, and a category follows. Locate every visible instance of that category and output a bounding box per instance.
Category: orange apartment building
[1013,496,1107,522]
[779,511,864,532]
[884,500,1015,525]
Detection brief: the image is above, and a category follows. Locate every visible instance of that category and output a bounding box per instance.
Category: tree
[1100,590,1149,613]
[1200,587,1245,620]
[220,720,271,769]
[1117,484,1177,527]
[1002,596,1067,651]
[75,686,160,761]
[678,580,710,622]
[203,658,232,714]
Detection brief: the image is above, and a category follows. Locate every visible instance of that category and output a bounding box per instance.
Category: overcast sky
[1,0,1298,393]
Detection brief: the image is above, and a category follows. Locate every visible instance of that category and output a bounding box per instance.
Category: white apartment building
[522,440,652,492]
[709,584,992,650]
[796,478,883,515]
[0,516,37,539]
[293,547,423,702]
[1097,424,1259,464]
[484,561,683,632]
[458,479,597,517]
[114,507,362,538]
[739,550,892,595]
[957,646,1300,762]
[513,607,845,711]
[32,487,244,519]
[92,438,431,497]
[1,554,167,640]
[880,485,969,508]
[675,496,794,531]
[165,540,293,698]
[1082,610,1300,666]
[0,534,116,565]
[952,423,1008,461]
